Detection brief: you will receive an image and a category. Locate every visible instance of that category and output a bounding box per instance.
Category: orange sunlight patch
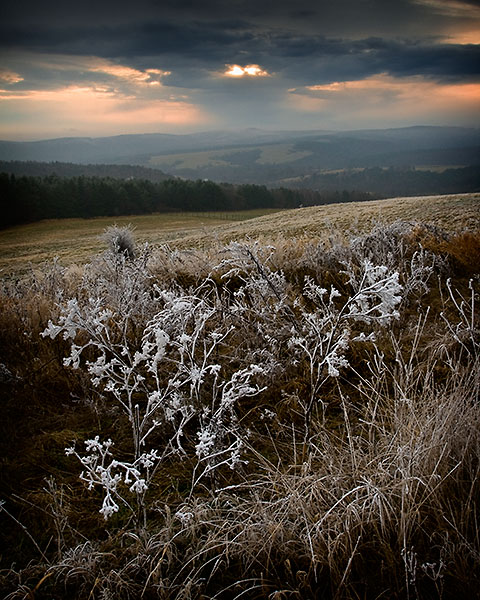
[90,61,171,85]
[224,64,271,77]
[288,73,480,126]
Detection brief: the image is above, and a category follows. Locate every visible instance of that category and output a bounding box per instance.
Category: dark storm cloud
[272,36,480,84]
[0,0,469,31]
[0,20,255,59]
[1,0,478,137]
[1,15,479,88]
[2,0,479,42]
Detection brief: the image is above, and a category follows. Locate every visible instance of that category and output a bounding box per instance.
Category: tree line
[0,173,374,228]
[294,165,480,197]
[0,160,171,182]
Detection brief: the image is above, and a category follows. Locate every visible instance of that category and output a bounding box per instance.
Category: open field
[0,209,282,276]
[177,192,480,246]
[1,193,478,276]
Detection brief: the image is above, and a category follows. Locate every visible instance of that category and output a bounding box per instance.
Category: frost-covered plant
[65,437,156,519]
[218,241,292,321]
[102,224,136,259]
[439,278,479,365]
[297,221,439,303]
[82,240,152,321]
[42,280,266,524]
[40,238,404,525]
[289,259,403,433]
[215,241,296,369]
[214,243,403,439]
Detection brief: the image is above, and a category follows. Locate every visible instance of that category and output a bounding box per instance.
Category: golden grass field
[0,193,478,276]
[0,209,280,276]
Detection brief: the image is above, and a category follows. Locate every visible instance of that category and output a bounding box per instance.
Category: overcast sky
[1,0,479,140]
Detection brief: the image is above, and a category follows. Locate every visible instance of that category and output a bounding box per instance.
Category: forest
[0,171,373,228]
[293,165,480,197]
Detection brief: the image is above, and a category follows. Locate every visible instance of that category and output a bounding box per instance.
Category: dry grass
[1,193,478,278]
[178,193,479,247]
[0,209,280,276]
[0,202,479,599]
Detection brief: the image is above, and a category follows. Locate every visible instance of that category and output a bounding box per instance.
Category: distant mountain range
[0,129,327,164]
[1,126,478,188]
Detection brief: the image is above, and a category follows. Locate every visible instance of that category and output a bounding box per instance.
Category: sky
[0,0,479,140]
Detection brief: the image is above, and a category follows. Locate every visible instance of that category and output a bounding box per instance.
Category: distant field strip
[148,143,312,169]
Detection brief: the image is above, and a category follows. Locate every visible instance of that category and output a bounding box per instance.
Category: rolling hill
[1,127,478,188]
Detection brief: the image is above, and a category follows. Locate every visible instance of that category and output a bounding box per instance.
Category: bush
[102,224,136,259]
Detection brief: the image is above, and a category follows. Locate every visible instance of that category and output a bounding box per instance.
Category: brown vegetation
[0,199,479,599]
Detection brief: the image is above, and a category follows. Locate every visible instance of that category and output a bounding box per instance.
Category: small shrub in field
[102,224,136,259]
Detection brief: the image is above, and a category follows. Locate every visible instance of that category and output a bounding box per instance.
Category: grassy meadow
[0,193,479,599]
[0,209,282,276]
[1,193,478,277]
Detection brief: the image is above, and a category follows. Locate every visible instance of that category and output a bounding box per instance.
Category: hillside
[1,193,478,276]
[1,127,478,191]
[0,160,171,181]
[174,192,480,247]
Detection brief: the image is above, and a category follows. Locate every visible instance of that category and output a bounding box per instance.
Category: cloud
[0,53,173,94]
[0,84,210,139]
[412,0,480,18]
[2,0,479,38]
[224,64,271,77]
[275,37,480,85]
[287,73,480,128]
[90,62,171,85]
[0,54,211,138]
[0,1,479,137]
[0,69,24,84]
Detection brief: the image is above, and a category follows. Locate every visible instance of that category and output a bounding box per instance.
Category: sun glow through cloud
[0,69,24,84]
[443,31,480,44]
[224,64,271,77]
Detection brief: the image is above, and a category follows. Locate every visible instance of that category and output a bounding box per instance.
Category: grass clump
[0,216,479,599]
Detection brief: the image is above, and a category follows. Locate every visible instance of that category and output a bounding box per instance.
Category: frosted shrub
[102,224,136,259]
[218,241,291,317]
[289,259,403,432]
[40,238,407,524]
[81,241,152,321]
[215,241,297,367]
[298,221,438,303]
[216,242,403,436]
[42,280,266,524]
